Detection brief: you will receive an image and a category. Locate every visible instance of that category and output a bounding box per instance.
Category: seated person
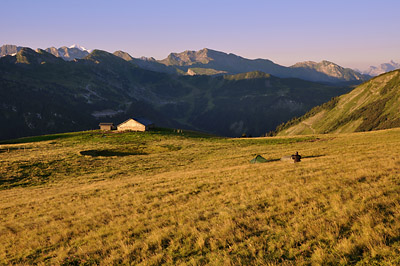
[291,151,301,162]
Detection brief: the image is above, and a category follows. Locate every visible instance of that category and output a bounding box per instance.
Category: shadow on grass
[267,158,282,162]
[79,149,147,157]
[303,154,325,159]
[254,154,325,164]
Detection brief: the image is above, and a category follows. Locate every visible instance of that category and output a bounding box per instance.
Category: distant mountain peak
[113,50,134,61]
[44,45,90,61]
[291,60,337,68]
[69,44,91,52]
[160,48,217,66]
[139,56,156,61]
[0,44,22,57]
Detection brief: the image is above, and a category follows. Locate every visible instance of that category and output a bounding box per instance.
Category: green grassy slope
[276,70,400,136]
[1,129,400,264]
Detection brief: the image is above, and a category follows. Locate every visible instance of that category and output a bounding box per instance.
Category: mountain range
[4,45,395,80]
[361,60,400,76]
[274,69,400,135]
[0,47,353,140]
[1,44,370,83]
[1,44,90,61]
[44,45,90,61]
[151,48,370,83]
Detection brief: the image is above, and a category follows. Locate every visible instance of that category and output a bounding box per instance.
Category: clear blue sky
[1,0,399,69]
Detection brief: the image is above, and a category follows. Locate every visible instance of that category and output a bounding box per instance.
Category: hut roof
[118,118,154,127]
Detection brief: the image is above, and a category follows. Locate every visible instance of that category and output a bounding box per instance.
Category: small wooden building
[117,118,155,132]
[99,123,116,131]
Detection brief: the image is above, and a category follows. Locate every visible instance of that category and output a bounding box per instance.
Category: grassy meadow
[1,128,400,265]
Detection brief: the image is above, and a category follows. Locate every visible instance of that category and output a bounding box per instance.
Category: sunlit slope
[1,129,400,265]
[276,70,400,135]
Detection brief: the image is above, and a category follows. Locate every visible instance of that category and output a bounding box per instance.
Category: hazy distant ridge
[362,60,400,76]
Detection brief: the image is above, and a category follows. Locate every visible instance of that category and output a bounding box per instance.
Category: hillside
[1,128,400,264]
[275,70,400,136]
[156,48,370,83]
[0,48,351,140]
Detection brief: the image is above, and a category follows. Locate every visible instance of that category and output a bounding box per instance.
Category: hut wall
[100,124,114,130]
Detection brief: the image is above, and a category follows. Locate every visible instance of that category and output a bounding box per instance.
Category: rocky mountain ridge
[0,44,22,56]
[44,46,90,61]
[1,44,90,61]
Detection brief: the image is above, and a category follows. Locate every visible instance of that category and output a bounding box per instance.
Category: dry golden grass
[1,128,400,265]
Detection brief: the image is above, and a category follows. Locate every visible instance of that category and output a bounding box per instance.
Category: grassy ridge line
[1,129,400,264]
[0,127,219,144]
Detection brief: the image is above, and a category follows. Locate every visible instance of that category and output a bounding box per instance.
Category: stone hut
[99,123,116,131]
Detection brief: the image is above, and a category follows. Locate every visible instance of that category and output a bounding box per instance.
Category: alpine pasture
[1,128,400,265]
